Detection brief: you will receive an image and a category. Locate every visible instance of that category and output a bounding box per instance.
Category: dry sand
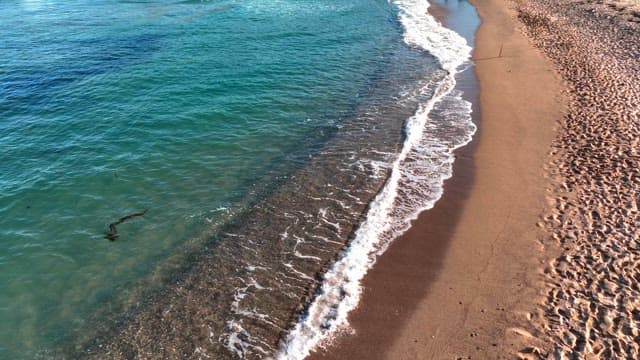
[309,0,566,358]
[516,0,640,358]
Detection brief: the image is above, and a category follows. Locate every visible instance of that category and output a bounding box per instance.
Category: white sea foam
[274,0,475,358]
[225,277,281,357]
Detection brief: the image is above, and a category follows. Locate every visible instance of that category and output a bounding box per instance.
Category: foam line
[274,0,475,358]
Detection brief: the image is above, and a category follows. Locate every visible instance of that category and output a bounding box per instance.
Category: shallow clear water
[0,0,403,356]
[0,0,476,358]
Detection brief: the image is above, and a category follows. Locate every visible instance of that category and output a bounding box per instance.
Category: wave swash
[275,0,475,358]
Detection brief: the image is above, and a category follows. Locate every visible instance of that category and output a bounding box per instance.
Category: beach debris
[104,209,148,241]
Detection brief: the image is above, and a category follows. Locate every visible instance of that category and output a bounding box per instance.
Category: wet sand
[309,0,565,358]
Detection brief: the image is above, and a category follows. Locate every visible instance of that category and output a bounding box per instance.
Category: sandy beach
[309,0,640,358]
[517,0,640,357]
[310,0,566,358]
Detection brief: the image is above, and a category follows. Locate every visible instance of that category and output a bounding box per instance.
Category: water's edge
[275,1,478,358]
[62,1,479,359]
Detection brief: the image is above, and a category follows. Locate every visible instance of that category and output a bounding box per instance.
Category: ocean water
[0,0,475,358]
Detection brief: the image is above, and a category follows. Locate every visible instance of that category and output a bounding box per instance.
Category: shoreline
[308,0,565,358]
[74,1,477,358]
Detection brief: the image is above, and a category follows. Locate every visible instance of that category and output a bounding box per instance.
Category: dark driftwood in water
[105,209,148,241]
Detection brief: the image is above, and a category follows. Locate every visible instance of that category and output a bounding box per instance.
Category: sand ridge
[515,0,640,358]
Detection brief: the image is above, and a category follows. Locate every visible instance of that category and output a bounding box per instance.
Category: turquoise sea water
[1,0,478,358]
[0,0,407,357]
